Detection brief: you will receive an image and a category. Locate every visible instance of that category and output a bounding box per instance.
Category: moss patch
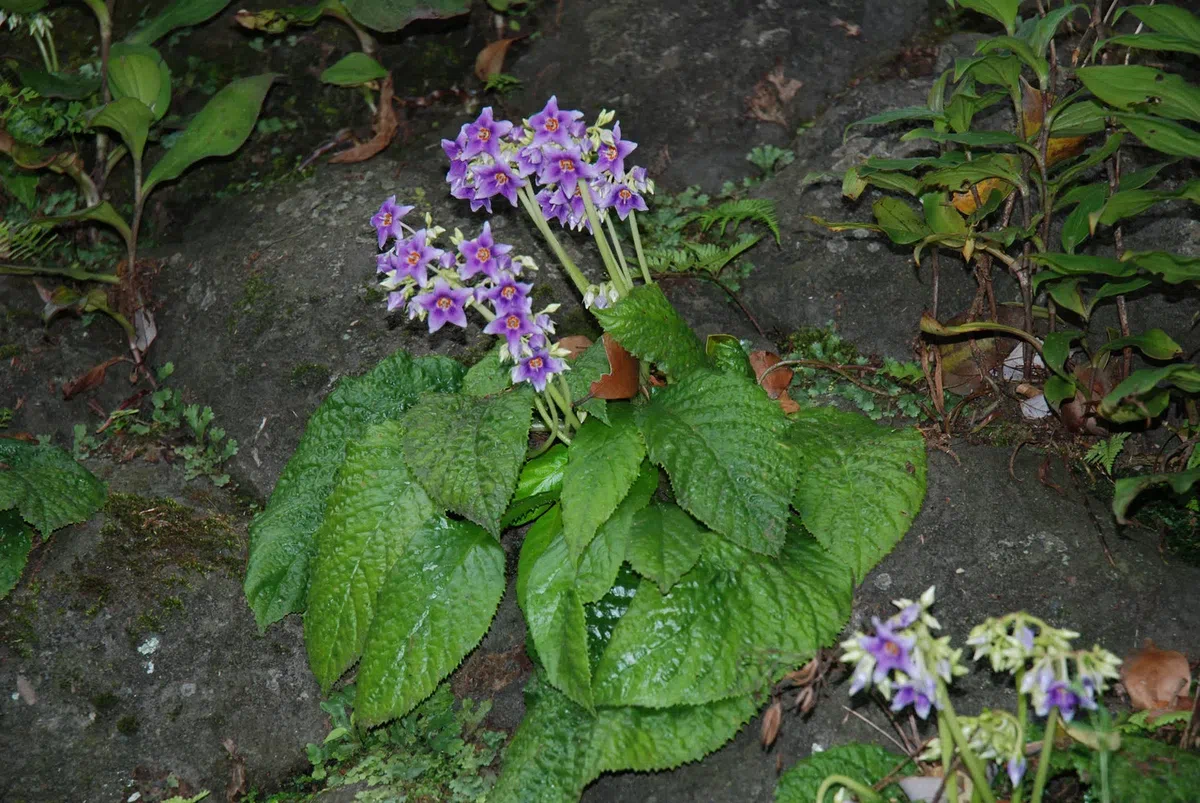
[290,362,331,390]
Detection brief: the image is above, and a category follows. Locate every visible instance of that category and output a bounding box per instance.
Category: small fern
[0,219,58,262]
[685,199,780,244]
[1084,432,1129,475]
[645,234,763,277]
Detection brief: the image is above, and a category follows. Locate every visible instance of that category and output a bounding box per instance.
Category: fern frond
[645,234,763,277]
[1084,432,1129,475]
[685,199,780,244]
[0,219,58,262]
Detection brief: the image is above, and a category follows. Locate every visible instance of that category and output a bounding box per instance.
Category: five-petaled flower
[605,182,649,220]
[484,309,540,357]
[413,279,473,333]
[462,107,513,160]
[458,222,513,282]
[392,230,441,287]
[540,147,596,195]
[594,121,637,178]
[371,195,414,248]
[528,95,583,149]
[512,347,565,392]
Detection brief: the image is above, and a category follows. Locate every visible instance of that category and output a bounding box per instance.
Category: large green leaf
[517,506,593,709]
[401,388,533,535]
[1116,114,1200,158]
[576,462,657,603]
[108,43,171,121]
[592,284,708,380]
[956,0,1019,33]
[128,0,232,45]
[0,509,34,600]
[591,527,852,707]
[91,97,154,164]
[356,517,505,725]
[320,52,389,86]
[788,407,927,582]
[304,421,437,691]
[244,350,463,631]
[1125,251,1200,284]
[143,73,277,195]
[1104,33,1200,58]
[625,501,705,593]
[461,343,511,397]
[637,368,794,555]
[15,67,100,100]
[1094,735,1200,803]
[776,744,914,803]
[343,0,469,32]
[873,197,932,245]
[0,440,106,536]
[1117,4,1200,43]
[560,403,645,557]
[1112,467,1200,524]
[1078,66,1200,123]
[0,1,47,12]
[502,443,567,528]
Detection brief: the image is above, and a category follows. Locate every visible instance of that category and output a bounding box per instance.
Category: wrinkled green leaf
[461,343,512,397]
[592,527,852,707]
[563,337,610,424]
[0,509,34,600]
[788,407,926,581]
[143,73,277,195]
[244,350,463,631]
[873,197,932,245]
[128,0,232,45]
[561,403,645,557]
[402,388,533,536]
[356,517,505,725]
[344,0,469,32]
[593,284,707,380]
[0,439,106,536]
[320,52,389,86]
[706,334,755,379]
[304,420,437,691]
[637,368,794,555]
[108,43,171,121]
[625,501,706,594]
[776,744,914,803]
[576,463,657,604]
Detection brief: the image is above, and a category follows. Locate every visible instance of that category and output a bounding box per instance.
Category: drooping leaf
[0,509,34,600]
[0,439,106,536]
[1116,114,1200,158]
[775,744,914,803]
[956,0,1020,34]
[788,407,926,581]
[706,334,756,379]
[844,107,947,141]
[872,197,932,245]
[1116,4,1200,44]
[343,0,469,32]
[304,420,437,690]
[143,73,278,195]
[320,52,389,86]
[591,526,852,707]
[1077,66,1200,123]
[1090,180,1200,229]
[592,284,708,380]
[244,350,463,631]
[1032,252,1135,278]
[1042,330,1083,376]
[14,67,100,100]
[91,97,154,164]
[1027,4,1086,58]
[1113,467,1200,523]
[561,403,645,557]
[127,0,233,45]
[107,43,171,121]
[636,368,795,555]
[401,388,533,535]
[976,35,1049,88]
[1099,364,1200,422]
[625,501,706,593]
[517,506,593,709]
[1125,251,1200,284]
[1097,329,1183,361]
[576,461,658,603]
[1103,33,1200,58]
[37,201,133,246]
[355,517,505,725]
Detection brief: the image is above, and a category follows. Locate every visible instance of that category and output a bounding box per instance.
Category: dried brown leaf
[760,698,783,748]
[475,38,518,81]
[63,356,124,400]
[746,62,802,127]
[830,17,862,37]
[749,351,792,399]
[766,64,803,103]
[1122,640,1193,713]
[223,737,248,802]
[557,335,593,360]
[590,334,639,400]
[330,75,398,164]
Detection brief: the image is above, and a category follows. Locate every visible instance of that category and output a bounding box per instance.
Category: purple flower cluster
[370,201,565,391]
[443,97,651,231]
[1020,660,1101,723]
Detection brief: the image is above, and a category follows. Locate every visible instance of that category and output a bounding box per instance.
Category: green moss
[91,691,120,712]
[290,362,331,390]
[0,343,21,359]
[116,715,139,736]
[228,269,278,336]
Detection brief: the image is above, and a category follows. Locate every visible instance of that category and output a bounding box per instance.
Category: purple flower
[443,133,469,183]
[539,147,596,195]
[1037,681,1080,721]
[387,291,406,312]
[859,617,916,682]
[377,250,399,274]
[371,195,414,248]
[594,122,637,178]
[537,188,568,226]
[474,161,523,207]
[458,222,513,282]
[392,230,441,287]
[889,603,921,629]
[891,670,938,719]
[528,96,583,149]
[551,184,590,231]
[484,309,540,357]
[479,274,533,315]
[412,279,473,333]
[1007,757,1026,787]
[462,107,513,160]
[515,144,543,177]
[1016,624,1035,652]
[512,347,565,392]
[605,181,649,220]
[628,165,650,193]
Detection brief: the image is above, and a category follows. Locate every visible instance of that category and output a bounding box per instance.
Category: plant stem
[580,188,628,293]
[554,373,582,421]
[518,185,590,297]
[1011,670,1029,803]
[815,775,884,803]
[628,211,653,284]
[938,684,997,803]
[604,213,632,284]
[533,396,562,448]
[546,380,581,432]
[939,714,961,803]
[469,299,497,322]
[0,263,120,284]
[1029,708,1059,803]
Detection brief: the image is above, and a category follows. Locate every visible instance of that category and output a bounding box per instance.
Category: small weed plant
[244,99,929,800]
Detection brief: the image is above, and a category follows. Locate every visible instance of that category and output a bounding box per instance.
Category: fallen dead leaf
[1122,640,1193,713]
[777,391,801,414]
[223,737,248,802]
[330,74,398,164]
[746,62,802,127]
[749,351,793,399]
[590,335,639,400]
[475,38,519,81]
[766,63,803,103]
[0,432,38,443]
[760,698,783,748]
[557,335,593,360]
[830,17,862,37]
[63,356,125,400]
[16,675,36,705]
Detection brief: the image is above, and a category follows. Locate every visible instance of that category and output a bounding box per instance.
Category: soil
[2,1,1199,801]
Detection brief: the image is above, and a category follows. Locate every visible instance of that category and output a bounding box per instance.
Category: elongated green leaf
[575,463,656,604]
[0,509,34,600]
[844,107,946,141]
[1051,99,1108,136]
[593,285,707,380]
[244,350,463,631]
[91,97,153,164]
[920,192,967,236]
[637,368,794,555]
[625,501,705,593]
[1116,114,1200,158]
[561,403,644,557]
[143,73,277,195]
[356,518,505,724]
[1125,250,1200,284]
[957,0,1019,33]
[1032,252,1135,278]
[304,421,437,690]
[1028,4,1085,58]
[1061,188,1105,253]
[1101,364,1200,419]
[1086,278,1152,317]
[1078,66,1200,123]
[1091,180,1200,229]
[344,0,469,31]
[128,0,232,45]
[37,201,132,246]
[901,127,1024,147]
[1116,5,1200,45]
[15,67,100,100]
[977,35,1049,87]
[873,197,932,245]
[0,440,105,536]
[592,527,852,707]
[1113,468,1200,524]
[788,407,926,581]
[320,52,389,86]
[1097,329,1182,361]
[108,43,171,121]
[517,506,593,708]
[1104,33,1200,58]
[776,744,914,803]
[1051,132,1124,188]
[0,1,47,13]
[401,388,533,535]
[863,153,966,173]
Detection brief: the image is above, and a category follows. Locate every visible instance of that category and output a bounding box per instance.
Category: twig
[840,705,912,755]
[654,272,767,340]
[1010,439,1031,483]
[761,359,893,398]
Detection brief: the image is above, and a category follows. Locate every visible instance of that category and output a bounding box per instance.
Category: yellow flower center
[883,642,900,657]
[477,247,491,262]
[501,286,516,300]
[559,158,575,172]
[381,212,393,226]
[545,118,559,132]
[478,128,491,141]
[528,357,544,370]
[619,188,632,201]
[606,146,618,160]
[406,251,420,265]
[505,315,521,330]
[436,297,453,311]
[495,173,509,185]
